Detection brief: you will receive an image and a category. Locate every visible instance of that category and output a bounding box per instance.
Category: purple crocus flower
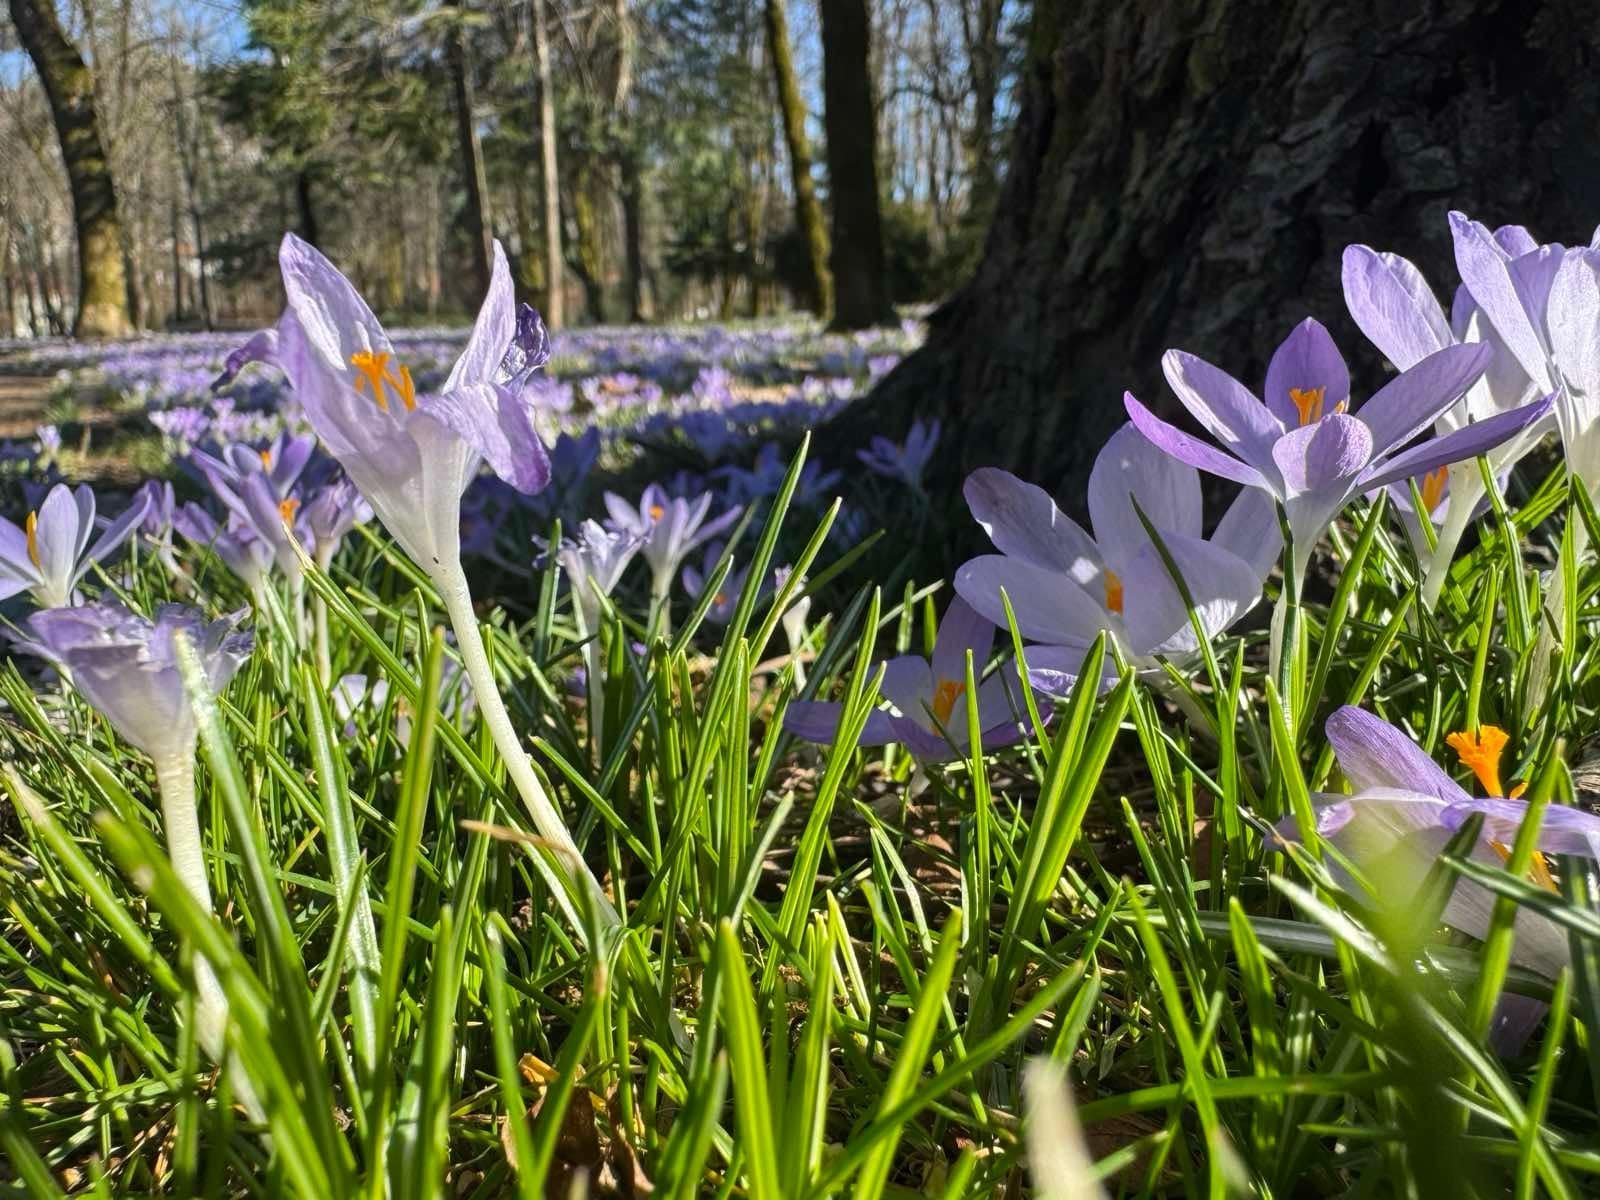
[261,234,550,570]
[857,418,940,489]
[22,603,253,760]
[681,542,751,625]
[1277,705,1596,1052]
[784,598,1035,761]
[954,424,1279,695]
[34,424,61,463]
[550,519,643,636]
[604,483,740,619]
[1123,318,1550,585]
[333,662,475,747]
[0,483,149,608]
[1343,241,1551,603]
[1449,212,1600,483]
[301,475,372,567]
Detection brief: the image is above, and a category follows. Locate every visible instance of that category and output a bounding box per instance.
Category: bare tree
[531,0,564,328]
[448,0,494,296]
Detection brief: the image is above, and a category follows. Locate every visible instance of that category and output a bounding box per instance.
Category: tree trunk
[960,0,1003,209]
[295,170,321,248]
[620,148,648,322]
[531,0,564,329]
[763,0,832,318]
[448,1,494,298]
[848,0,1600,555]
[8,0,132,338]
[819,0,893,329]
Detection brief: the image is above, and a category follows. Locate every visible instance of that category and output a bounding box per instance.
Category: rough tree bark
[819,0,894,329]
[448,1,494,298]
[8,0,132,338]
[531,0,564,328]
[763,0,832,318]
[848,0,1600,544]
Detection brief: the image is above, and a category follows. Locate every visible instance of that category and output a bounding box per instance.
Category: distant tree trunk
[448,1,493,298]
[531,0,564,328]
[295,171,320,248]
[620,150,647,322]
[763,0,832,318]
[848,0,1600,549]
[570,173,608,323]
[8,0,132,338]
[819,0,893,329]
[959,0,1003,208]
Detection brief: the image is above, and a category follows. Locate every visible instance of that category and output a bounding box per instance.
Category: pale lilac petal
[1210,487,1282,581]
[32,485,88,597]
[1123,393,1269,490]
[1440,799,1600,858]
[878,654,933,720]
[1021,644,1119,697]
[931,596,995,689]
[890,717,959,760]
[1357,343,1491,454]
[1324,706,1469,802]
[446,241,516,392]
[1495,225,1539,257]
[1341,246,1453,370]
[0,516,33,587]
[1161,350,1284,471]
[1262,318,1351,428]
[1545,251,1600,444]
[1271,413,1373,495]
[1450,212,1553,391]
[1359,396,1552,491]
[1118,533,1264,657]
[417,382,551,496]
[786,701,849,743]
[1087,422,1202,566]
[954,554,1111,647]
[963,468,1100,578]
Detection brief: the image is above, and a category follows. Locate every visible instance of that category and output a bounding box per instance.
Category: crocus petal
[1357,342,1491,454]
[1118,532,1264,657]
[417,382,551,496]
[785,701,899,747]
[1341,246,1454,370]
[1210,487,1282,582]
[32,485,89,600]
[445,242,516,392]
[1271,413,1373,496]
[1324,706,1469,803]
[931,596,995,689]
[954,555,1112,647]
[1450,212,1554,392]
[1359,396,1552,492]
[1496,225,1539,258]
[891,717,960,760]
[1161,350,1284,472]
[1087,422,1202,567]
[1123,393,1270,490]
[878,654,934,720]
[1544,251,1600,450]
[1440,799,1600,858]
[1262,318,1351,428]
[963,467,1101,579]
[1020,644,1120,697]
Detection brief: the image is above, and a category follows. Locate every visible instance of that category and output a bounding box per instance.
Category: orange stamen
[1491,841,1558,893]
[259,448,273,467]
[1290,386,1327,425]
[1420,466,1448,513]
[1447,725,1511,797]
[24,510,40,569]
[648,503,665,521]
[1103,568,1124,615]
[278,498,300,525]
[931,678,967,724]
[350,350,409,412]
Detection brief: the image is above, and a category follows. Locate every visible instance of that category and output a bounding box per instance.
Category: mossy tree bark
[819,0,894,329]
[764,0,832,319]
[9,0,132,338]
[845,0,1600,555]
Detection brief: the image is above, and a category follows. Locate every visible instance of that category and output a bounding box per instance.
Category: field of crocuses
[5,215,1600,1197]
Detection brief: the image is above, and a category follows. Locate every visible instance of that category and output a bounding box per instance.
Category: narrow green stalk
[431,557,618,936]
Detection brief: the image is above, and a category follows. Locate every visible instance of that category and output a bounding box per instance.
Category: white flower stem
[1422,494,1477,611]
[152,749,263,1119]
[313,548,334,687]
[650,569,673,640]
[433,560,618,934]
